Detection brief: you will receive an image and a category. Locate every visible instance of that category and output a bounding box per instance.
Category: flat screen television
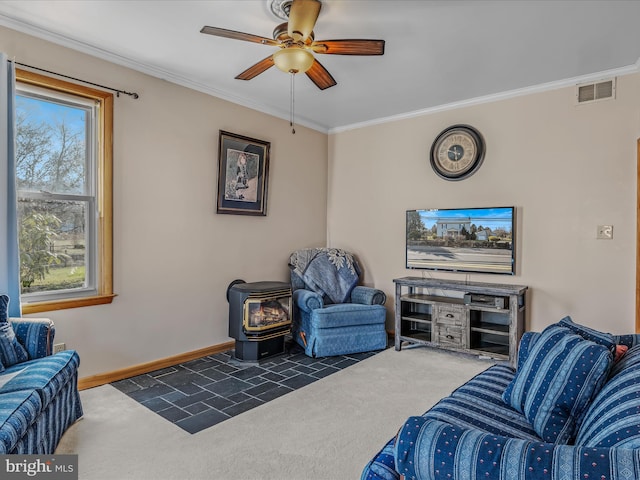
[406,206,515,275]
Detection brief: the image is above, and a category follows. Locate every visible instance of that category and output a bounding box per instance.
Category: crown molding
[328,62,640,135]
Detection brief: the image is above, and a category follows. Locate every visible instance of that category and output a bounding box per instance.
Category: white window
[15,69,114,313]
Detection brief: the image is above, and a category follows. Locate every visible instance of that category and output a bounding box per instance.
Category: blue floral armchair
[288,248,388,357]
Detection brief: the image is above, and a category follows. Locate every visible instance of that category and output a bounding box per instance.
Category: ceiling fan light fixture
[205,0,382,91]
[273,47,314,74]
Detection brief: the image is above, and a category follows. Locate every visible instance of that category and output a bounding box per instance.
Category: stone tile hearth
[112,342,381,434]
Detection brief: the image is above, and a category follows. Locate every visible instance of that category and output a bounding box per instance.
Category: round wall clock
[430,125,485,181]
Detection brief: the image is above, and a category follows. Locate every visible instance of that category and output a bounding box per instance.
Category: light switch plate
[597,225,613,239]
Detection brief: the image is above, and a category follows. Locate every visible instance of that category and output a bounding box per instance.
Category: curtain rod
[12,61,139,99]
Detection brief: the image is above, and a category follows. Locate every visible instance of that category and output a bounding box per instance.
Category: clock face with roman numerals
[430,125,485,180]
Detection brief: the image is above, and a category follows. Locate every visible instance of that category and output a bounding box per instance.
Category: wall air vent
[576,78,616,105]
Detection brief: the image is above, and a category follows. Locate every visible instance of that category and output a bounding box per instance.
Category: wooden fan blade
[200,26,280,47]
[288,0,321,42]
[305,59,337,90]
[235,56,276,80]
[311,39,385,55]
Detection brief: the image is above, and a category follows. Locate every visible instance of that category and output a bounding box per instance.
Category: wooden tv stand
[394,277,528,365]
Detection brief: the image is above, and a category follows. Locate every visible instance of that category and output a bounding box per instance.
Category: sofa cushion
[425,364,541,441]
[515,331,540,370]
[518,318,616,370]
[575,343,640,448]
[0,389,43,454]
[11,319,54,360]
[0,322,28,368]
[0,351,80,407]
[558,316,616,353]
[502,324,612,444]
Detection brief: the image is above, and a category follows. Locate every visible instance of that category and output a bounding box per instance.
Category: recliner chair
[288,248,388,357]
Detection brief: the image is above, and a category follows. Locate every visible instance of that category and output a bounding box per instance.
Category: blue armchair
[288,248,388,357]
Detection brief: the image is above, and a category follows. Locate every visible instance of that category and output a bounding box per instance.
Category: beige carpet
[56,346,494,480]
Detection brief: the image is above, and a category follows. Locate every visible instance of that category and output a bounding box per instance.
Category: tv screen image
[406,206,515,275]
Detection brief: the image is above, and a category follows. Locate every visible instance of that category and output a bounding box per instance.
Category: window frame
[16,69,115,313]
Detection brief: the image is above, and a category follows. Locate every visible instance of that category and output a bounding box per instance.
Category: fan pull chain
[290,72,296,134]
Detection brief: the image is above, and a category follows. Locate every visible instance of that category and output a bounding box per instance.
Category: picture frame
[216,130,270,216]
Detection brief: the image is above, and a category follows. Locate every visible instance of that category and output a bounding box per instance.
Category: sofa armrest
[362,437,399,480]
[394,417,640,480]
[9,317,55,359]
[350,286,386,306]
[293,289,324,313]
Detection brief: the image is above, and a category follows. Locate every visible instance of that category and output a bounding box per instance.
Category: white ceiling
[1,0,639,133]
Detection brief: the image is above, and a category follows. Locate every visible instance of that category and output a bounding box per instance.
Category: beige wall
[1,26,328,377]
[328,73,640,334]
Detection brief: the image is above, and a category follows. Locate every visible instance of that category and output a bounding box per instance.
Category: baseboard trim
[77,341,236,390]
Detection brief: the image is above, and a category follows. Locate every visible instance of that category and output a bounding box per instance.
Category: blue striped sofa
[362,322,640,480]
[0,317,82,454]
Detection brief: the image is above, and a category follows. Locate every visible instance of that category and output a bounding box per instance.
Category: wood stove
[227,280,292,361]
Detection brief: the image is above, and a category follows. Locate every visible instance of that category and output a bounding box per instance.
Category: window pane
[18,198,89,294]
[15,69,113,311]
[15,95,88,195]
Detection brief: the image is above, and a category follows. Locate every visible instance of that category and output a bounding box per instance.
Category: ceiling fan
[200,0,385,90]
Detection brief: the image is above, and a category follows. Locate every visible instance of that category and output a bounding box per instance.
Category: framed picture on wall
[216,130,270,216]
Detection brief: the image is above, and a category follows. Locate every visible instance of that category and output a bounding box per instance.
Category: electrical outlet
[53,343,66,354]
[597,225,613,240]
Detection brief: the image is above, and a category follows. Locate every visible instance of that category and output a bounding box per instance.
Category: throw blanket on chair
[289,248,361,304]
